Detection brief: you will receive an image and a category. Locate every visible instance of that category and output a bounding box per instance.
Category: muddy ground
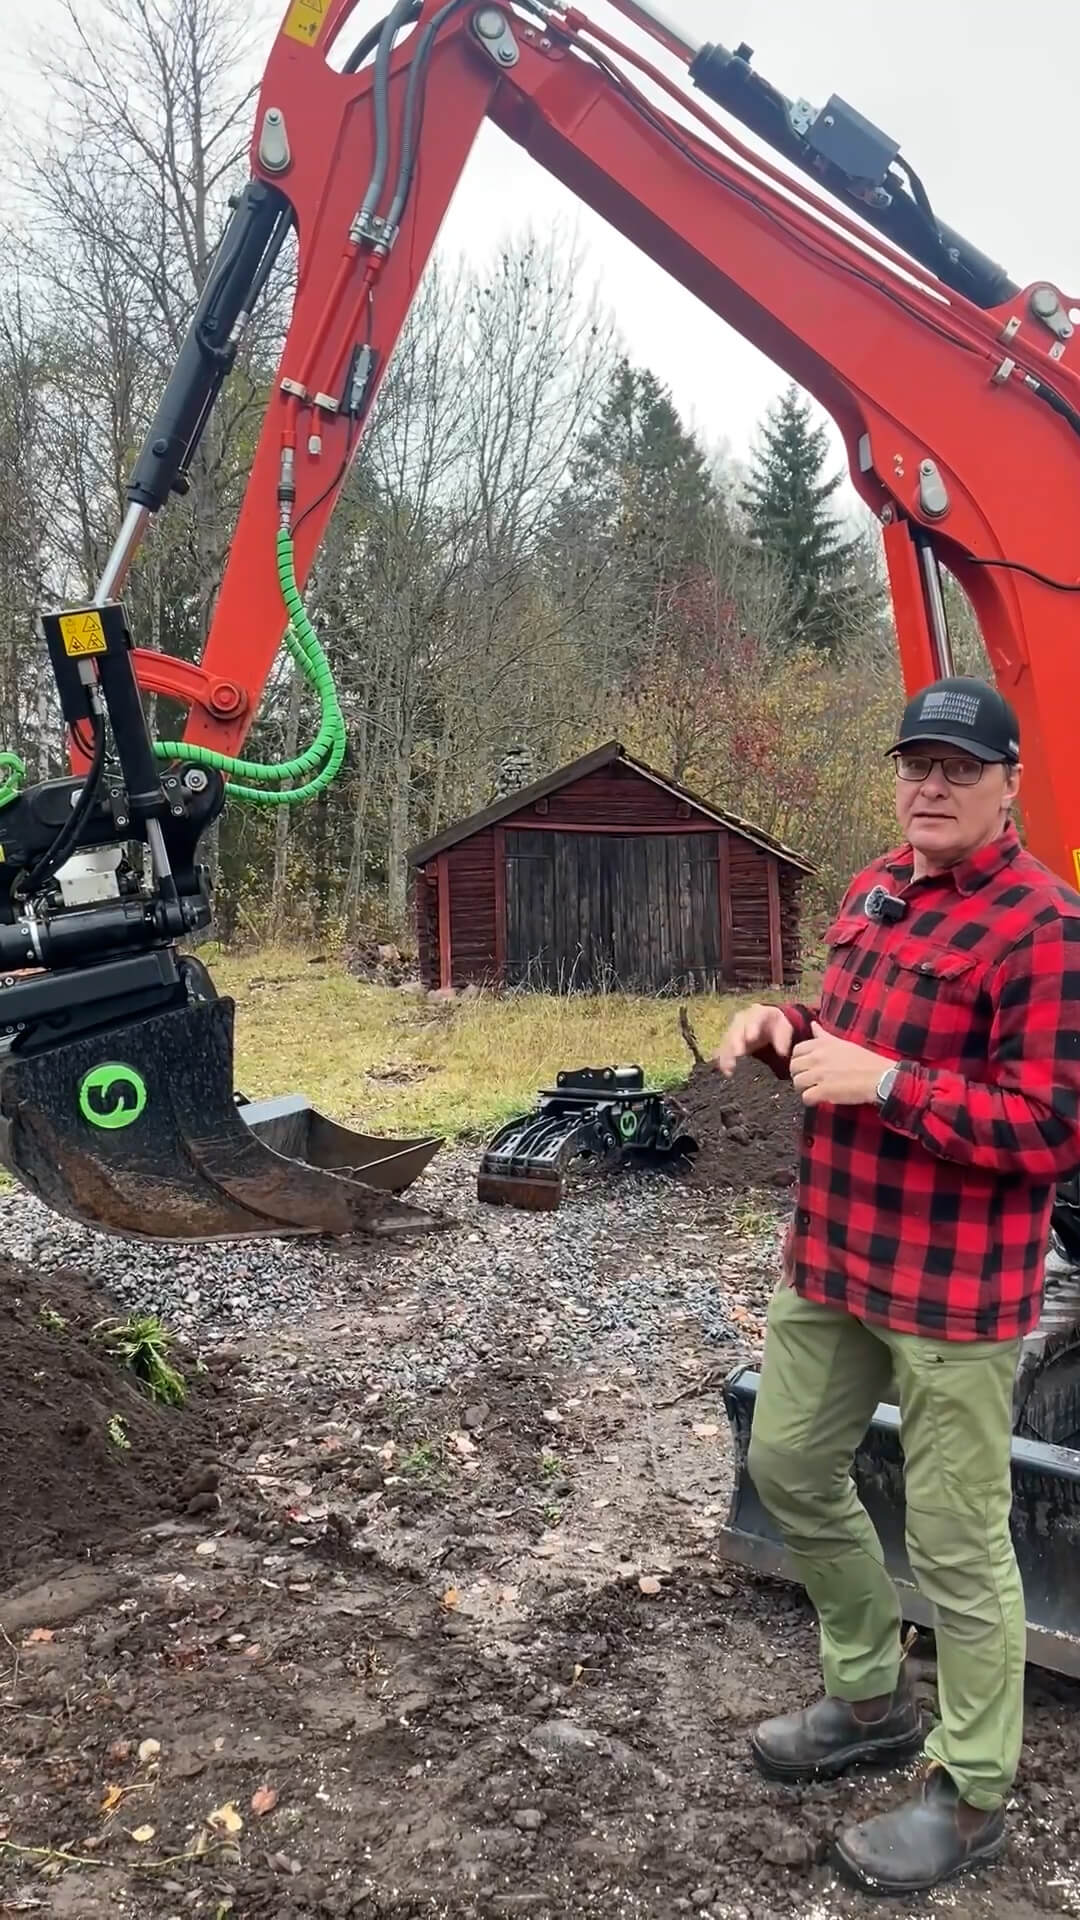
[3,1072,1080,1920]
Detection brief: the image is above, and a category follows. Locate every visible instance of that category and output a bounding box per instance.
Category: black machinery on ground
[477,1066,697,1210]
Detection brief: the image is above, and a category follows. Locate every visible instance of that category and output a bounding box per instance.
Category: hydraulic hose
[0,752,26,809]
[0,524,346,818]
[152,529,347,806]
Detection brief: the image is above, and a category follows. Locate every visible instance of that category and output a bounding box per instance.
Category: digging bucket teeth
[0,996,443,1244]
[717,1363,1080,1681]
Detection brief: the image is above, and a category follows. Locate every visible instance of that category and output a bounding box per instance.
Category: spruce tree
[543,356,718,681]
[741,383,862,652]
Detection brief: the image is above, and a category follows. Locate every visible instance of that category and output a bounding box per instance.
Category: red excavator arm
[119,0,1080,882]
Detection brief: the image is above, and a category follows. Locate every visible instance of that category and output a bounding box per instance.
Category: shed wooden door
[504,830,723,990]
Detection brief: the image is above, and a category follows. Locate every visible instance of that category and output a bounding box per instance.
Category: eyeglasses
[892,752,986,787]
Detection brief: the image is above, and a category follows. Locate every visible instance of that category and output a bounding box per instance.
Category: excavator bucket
[717,1351,1080,1680]
[0,995,443,1244]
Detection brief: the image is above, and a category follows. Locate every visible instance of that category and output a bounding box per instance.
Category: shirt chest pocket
[822,919,986,1062]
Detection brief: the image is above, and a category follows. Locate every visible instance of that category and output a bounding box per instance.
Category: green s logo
[78,1063,148,1130]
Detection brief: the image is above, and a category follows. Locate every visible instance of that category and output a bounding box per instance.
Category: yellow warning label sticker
[59,610,107,657]
[1073,849,1080,892]
[281,0,328,44]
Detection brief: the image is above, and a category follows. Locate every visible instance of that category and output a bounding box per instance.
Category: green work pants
[747,1276,1025,1811]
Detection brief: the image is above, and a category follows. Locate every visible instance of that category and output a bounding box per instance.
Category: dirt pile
[676,1058,803,1195]
[343,937,417,986]
[0,1260,228,1584]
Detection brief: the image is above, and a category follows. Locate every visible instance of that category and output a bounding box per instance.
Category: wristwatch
[876,1064,900,1106]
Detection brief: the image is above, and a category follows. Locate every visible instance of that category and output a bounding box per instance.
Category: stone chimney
[492,744,538,799]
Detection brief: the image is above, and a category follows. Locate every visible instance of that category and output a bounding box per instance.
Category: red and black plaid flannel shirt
[768,822,1080,1341]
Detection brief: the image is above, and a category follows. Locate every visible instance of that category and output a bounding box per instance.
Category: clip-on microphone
[865,884,907,925]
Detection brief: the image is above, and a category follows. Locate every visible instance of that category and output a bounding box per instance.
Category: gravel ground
[2,1149,785,1390]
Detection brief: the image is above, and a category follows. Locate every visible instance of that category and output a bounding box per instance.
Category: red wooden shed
[408,742,813,994]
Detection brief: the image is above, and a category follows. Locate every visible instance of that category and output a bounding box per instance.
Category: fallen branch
[0,1623,20,1705]
[0,1835,228,1878]
[0,1843,103,1873]
[678,1004,704,1066]
[654,1368,727,1410]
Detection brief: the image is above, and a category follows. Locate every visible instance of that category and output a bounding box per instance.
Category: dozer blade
[0,996,442,1244]
[717,1365,1080,1681]
[476,1167,565,1210]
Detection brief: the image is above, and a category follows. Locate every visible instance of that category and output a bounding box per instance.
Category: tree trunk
[386,722,413,928]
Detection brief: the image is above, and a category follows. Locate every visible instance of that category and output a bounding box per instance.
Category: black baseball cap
[886,675,1020,765]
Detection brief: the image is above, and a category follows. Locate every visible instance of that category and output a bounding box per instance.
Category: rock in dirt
[677,1060,802,1193]
[0,1259,227,1585]
[525,1717,604,1757]
[752,1817,817,1868]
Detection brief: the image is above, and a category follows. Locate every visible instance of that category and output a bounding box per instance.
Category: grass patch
[209,946,756,1141]
[399,1439,445,1480]
[95,1315,187,1406]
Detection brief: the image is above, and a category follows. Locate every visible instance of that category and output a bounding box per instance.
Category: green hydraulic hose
[152,529,346,806]
[0,752,26,809]
[0,530,344,812]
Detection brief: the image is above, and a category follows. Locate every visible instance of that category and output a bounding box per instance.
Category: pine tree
[741,383,862,652]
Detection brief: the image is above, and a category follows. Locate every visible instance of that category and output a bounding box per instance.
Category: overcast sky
[9,0,1077,495]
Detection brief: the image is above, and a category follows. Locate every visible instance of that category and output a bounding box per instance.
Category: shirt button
[797,1209,810,1226]
[920,961,934,973]
[851,980,862,992]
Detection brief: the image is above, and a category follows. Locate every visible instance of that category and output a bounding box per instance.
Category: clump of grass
[400,1439,441,1477]
[38,1303,67,1333]
[94,1314,187,1406]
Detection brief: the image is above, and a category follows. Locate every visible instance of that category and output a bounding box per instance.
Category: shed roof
[408,741,815,874]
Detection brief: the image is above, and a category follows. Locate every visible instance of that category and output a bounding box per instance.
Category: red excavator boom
[4,0,1079,1243]
[119,0,1080,882]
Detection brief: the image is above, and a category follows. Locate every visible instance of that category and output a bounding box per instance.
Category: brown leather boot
[833,1764,1007,1893]
[750,1664,923,1783]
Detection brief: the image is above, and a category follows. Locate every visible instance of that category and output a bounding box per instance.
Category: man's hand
[712,1003,795,1077]
[790,1022,888,1106]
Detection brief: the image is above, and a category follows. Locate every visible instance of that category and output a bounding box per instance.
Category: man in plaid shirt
[715,673,1080,1895]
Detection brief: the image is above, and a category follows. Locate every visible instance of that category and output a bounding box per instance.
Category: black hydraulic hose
[356,0,422,230]
[343,3,421,73]
[385,0,469,232]
[15,709,108,903]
